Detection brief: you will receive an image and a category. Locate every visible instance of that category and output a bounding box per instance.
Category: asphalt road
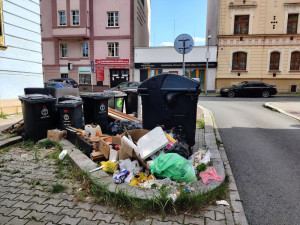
[198,96,300,225]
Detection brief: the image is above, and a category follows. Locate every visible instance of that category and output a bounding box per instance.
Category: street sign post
[174,34,194,76]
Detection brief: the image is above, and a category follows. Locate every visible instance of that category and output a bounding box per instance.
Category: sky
[150,0,207,47]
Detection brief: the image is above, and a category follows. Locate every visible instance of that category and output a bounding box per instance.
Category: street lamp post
[205,35,211,95]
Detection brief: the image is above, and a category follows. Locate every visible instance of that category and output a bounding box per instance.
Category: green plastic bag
[150,153,197,183]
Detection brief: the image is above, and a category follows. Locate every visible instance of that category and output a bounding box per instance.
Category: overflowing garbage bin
[58,95,82,103]
[138,73,201,147]
[123,89,138,115]
[80,93,110,133]
[57,100,83,129]
[19,94,57,142]
[103,91,127,112]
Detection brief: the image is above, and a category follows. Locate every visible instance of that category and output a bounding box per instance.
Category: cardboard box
[99,136,121,160]
[119,129,150,169]
[47,129,67,142]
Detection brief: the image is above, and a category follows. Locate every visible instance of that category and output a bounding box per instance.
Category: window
[79,74,91,85]
[234,15,249,35]
[287,14,298,34]
[269,52,280,71]
[108,42,119,57]
[0,0,4,47]
[82,43,88,58]
[107,12,119,27]
[58,11,66,26]
[60,44,67,58]
[232,52,247,70]
[72,10,79,26]
[184,69,205,89]
[290,51,300,71]
[61,74,68,78]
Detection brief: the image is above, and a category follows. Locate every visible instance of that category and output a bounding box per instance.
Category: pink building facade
[41,0,150,91]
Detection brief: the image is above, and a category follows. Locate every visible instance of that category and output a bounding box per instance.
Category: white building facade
[0,0,43,114]
[134,46,218,91]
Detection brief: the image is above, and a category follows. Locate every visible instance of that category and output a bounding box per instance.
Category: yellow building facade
[215,0,300,92]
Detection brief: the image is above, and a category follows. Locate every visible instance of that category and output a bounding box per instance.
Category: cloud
[194,37,206,45]
[161,42,174,46]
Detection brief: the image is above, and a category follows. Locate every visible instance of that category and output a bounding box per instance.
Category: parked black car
[220,81,277,98]
[48,78,79,88]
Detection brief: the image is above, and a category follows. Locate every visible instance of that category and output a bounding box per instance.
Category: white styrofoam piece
[121,136,139,155]
[137,127,169,160]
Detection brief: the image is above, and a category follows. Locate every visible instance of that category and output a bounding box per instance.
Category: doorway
[110,69,129,87]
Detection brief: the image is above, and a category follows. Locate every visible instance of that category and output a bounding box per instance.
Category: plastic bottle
[59,150,68,160]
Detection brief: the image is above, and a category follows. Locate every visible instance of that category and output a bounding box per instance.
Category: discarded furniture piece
[1,119,24,134]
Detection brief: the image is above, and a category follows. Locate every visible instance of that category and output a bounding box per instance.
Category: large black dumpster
[123,89,138,115]
[57,100,83,129]
[103,91,127,112]
[138,74,201,146]
[19,94,57,142]
[80,94,110,133]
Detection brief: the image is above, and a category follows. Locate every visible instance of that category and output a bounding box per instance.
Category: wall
[0,0,43,113]
[206,0,219,46]
[134,0,151,47]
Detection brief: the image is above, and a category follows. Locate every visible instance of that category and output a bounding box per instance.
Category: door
[110,69,129,88]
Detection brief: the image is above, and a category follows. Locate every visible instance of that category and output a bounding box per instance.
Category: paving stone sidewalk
[265,102,300,120]
[0,107,246,225]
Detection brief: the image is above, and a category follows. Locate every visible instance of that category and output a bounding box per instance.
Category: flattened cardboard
[119,129,150,169]
[99,136,121,160]
[47,130,67,142]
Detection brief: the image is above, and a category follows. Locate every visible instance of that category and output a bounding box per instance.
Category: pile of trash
[86,124,223,199]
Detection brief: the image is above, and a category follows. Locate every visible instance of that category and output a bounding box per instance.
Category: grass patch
[196,163,207,173]
[7,133,18,139]
[0,113,9,119]
[27,216,37,221]
[1,146,11,152]
[197,119,205,129]
[49,183,67,193]
[216,138,223,148]
[37,139,56,149]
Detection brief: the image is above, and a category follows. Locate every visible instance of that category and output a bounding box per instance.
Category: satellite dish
[174,34,194,54]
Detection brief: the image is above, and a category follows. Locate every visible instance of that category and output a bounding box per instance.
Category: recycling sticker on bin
[63,114,70,121]
[100,103,106,111]
[41,106,49,119]
[116,98,123,108]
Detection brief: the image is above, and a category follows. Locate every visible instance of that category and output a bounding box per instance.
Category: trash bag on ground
[107,120,142,135]
[167,142,190,159]
[150,153,197,183]
[101,161,117,173]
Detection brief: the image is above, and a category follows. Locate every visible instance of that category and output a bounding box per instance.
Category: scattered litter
[199,167,223,185]
[101,161,117,173]
[58,150,68,160]
[216,200,230,206]
[89,165,104,173]
[113,170,129,184]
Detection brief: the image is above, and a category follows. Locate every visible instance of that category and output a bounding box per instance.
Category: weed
[28,216,36,221]
[7,133,18,139]
[22,141,35,150]
[216,138,223,148]
[2,147,11,152]
[197,119,205,129]
[196,163,207,173]
[208,161,214,167]
[37,139,56,149]
[35,180,41,185]
[49,183,67,193]
[0,113,9,119]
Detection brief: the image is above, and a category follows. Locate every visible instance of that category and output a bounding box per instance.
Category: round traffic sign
[174,34,194,54]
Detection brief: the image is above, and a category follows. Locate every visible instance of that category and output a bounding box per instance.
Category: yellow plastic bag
[101,161,116,173]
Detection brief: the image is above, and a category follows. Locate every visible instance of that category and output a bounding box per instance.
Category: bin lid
[19,94,56,102]
[123,89,137,94]
[102,90,127,97]
[57,100,83,108]
[59,95,82,101]
[80,93,110,100]
[138,73,201,94]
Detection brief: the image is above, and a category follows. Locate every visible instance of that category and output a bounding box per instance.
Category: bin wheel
[21,132,27,141]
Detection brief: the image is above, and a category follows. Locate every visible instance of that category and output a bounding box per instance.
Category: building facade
[41,0,150,91]
[134,46,218,91]
[0,0,43,114]
[208,0,300,92]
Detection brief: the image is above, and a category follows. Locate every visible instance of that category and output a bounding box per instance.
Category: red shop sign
[95,59,129,65]
[96,67,104,81]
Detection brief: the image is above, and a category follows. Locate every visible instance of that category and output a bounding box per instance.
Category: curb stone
[198,105,249,225]
[0,136,22,149]
[264,102,300,121]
